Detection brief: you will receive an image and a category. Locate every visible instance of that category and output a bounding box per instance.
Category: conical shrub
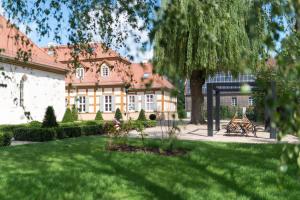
[42,106,58,128]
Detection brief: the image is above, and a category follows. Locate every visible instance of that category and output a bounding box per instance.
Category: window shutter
[75,96,78,110]
[135,95,139,111]
[85,96,89,113]
[153,95,157,111]
[111,96,115,112]
[99,96,104,112]
[141,95,145,110]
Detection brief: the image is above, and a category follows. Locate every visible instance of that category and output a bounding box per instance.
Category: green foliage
[71,105,78,121]
[95,111,103,120]
[152,1,265,80]
[13,124,104,142]
[149,114,156,120]
[0,131,12,146]
[137,109,146,121]
[62,108,74,123]
[42,106,58,128]
[28,121,42,128]
[114,108,123,121]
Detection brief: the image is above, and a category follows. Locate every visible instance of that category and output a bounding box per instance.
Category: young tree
[71,105,78,121]
[114,108,123,121]
[95,111,104,120]
[62,108,74,123]
[137,109,147,121]
[42,106,58,128]
[152,0,265,124]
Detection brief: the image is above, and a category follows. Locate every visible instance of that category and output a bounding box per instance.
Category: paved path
[129,121,299,144]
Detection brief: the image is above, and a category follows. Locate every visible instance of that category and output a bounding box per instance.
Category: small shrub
[137,109,146,121]
[28,121,42,127]
[0,131,12,146]
[95,111,103,120]
[114,108,123,121]
[149,114,156,121]
[42,106,58,128]
[62,108,74,123]
[72,105,78,121]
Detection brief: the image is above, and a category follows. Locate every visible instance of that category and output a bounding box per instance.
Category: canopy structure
[206,82,276,139]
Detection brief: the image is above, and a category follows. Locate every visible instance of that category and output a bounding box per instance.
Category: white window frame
[101,64,110,77]
[77,96,86,113]
[128,95,135,111]
[104,95,112,112]
[76,67,84,80]
[145,94,154,111]
[231,97,237,107]
[248,96,254,106]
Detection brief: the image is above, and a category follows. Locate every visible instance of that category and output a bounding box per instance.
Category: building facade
[0,16,67,124]
[185,73,255,117]
[45,44,177,120]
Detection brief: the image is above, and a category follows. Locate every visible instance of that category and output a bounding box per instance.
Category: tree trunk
[190,69,206,124]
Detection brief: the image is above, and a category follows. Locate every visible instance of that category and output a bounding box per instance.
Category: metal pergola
[206,81,276,139]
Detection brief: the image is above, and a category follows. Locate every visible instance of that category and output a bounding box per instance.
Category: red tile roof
[0,15,67,73]
[50,44,174,90]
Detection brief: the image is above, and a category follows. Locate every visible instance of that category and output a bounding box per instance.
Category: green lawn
[0,137,299,200]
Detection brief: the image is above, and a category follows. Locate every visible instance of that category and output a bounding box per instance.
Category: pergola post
[215,90,220,131]
[207,83,213,136]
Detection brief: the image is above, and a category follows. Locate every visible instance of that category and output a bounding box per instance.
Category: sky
[0,0,153,63]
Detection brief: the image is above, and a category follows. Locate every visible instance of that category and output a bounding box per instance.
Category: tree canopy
[152,0,268,80]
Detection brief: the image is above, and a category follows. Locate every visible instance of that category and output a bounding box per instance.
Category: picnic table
[226,114,257,136]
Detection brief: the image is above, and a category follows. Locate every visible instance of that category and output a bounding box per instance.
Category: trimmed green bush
[114,108,123,121]
[28,121,42,128]
[95,111,103,120]
[72,105,78,121]
[13,124,104,142]
[149,114,156,121]
[137,109,146,121]
[42,106,58,128]
[62,108,74,123]
[0,131,12,146]
[14,128,56,142]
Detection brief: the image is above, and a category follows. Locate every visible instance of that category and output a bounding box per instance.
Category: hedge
[13,124,104,142]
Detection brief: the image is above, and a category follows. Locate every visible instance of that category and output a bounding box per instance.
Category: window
[231,97,237,107]
[20,79,24,107]
[146,94,154,111]
[76,67,84,80]
[248,96,254,106]
[128,95,135,111]
[101,64,109,77]
[78,96,86,113]
[104,96,112,112]
[143,73,150,79]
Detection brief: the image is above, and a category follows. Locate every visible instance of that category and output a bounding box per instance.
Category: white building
[0,16,68,124]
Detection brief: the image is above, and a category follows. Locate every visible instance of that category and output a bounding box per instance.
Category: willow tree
[152,0,265,124]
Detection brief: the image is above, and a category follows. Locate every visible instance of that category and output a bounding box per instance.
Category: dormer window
[76,67,84,80]
[101,64,109,77]
[143,73,150,79]
[47,50,54,56]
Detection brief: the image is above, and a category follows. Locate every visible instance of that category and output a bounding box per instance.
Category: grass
[0,136,299,200]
